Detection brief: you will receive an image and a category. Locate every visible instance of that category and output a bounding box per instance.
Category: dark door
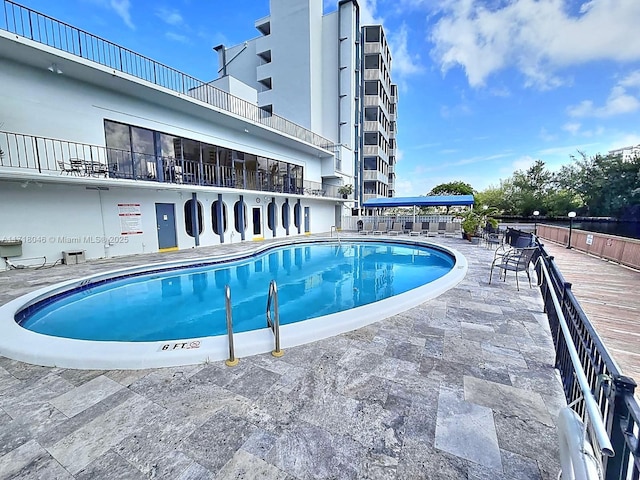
[155,203,177,250]
[252,206,263,238]
[304,206,310,233]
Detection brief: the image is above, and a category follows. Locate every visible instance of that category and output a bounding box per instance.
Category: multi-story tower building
[361,25,398,203]
[214,0,397,209]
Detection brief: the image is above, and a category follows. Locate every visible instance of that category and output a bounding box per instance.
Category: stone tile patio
[0,235,566,479]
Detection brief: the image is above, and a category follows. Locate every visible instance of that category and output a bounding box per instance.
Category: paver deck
[0,235,566,479]
[541,240,640,383]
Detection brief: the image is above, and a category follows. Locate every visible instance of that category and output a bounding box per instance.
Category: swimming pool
[0,238,467,369]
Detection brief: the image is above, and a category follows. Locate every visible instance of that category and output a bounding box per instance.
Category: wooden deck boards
[541,241,640,384]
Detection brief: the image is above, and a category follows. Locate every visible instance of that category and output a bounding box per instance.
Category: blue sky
[14,0,640,195]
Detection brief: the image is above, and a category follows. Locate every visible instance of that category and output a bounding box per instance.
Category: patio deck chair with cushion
[360,222,374,234]
[388,222,404,235]
[373,222,388,235]
[444,222,458,237]
[409,223,422,236]
[425,222,439,237]
[489,246,537,291]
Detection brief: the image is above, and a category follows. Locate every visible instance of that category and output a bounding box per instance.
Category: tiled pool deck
[0,235,566,479]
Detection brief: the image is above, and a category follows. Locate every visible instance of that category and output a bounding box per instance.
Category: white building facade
[215,0,397,211]
[608,144,640,162]
[0,2,347,268]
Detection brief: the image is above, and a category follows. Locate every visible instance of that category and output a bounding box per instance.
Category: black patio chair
[489,246,537,291]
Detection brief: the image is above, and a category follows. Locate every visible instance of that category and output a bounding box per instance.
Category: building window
[364,133,378,145]
[364,157,377,170]
[234,200,247,233]
[364,54,380,69]
[282,202,290,230]
[364,107,378,121]
[364,26,380,42]
[184,200,203,237]
[211,200,228,235]
[364,81,378,95]
[267,200,278,232]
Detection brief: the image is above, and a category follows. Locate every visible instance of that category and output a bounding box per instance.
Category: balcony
[0,1,333,152]
[362,170,388,183]
[255,16,271,35]
[0,130,344,199]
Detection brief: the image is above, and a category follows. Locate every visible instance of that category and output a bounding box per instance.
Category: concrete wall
[0,180,337,268]
[0,57,320,178]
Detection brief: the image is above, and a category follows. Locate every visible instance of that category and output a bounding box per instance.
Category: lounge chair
[359,222,374,235]
[425,222,439,237]
[438,222,447,235]
[444,222,457,237]
[388,222,403,236]
[373,222,388,235]
[409,223,422,236]
[489,246,537,291]
[404,222,413,234]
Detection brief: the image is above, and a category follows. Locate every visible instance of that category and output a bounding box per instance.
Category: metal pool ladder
[266,280,284,357]
[330,225,342,247]
[224,285,239,367]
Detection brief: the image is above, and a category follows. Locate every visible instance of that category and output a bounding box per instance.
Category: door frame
[155,203,178,251]
[252,205,264,240]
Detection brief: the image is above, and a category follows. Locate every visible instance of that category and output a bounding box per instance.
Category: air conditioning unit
[62,250,86,264]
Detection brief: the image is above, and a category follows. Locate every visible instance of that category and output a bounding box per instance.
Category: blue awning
[362,195,475,208]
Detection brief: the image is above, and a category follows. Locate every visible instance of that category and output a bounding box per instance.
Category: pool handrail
[224,285,238,367]
[266,280,283,357]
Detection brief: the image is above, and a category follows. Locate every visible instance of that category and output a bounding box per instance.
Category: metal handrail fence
[1,0,335,151]
[531,235,639,479]
[0,130,340,198]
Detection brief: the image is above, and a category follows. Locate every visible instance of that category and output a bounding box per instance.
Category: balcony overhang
[0,31,334,160]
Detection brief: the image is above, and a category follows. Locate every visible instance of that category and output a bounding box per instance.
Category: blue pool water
[17,241,454,342]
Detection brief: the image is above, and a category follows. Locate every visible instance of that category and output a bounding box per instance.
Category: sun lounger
[388,222,403,235]
[359,222,373,234]
[426,222,439,237]
[409,223,422,236]
[372,222,388,235]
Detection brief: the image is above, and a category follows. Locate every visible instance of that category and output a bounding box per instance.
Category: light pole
[533,210,539,236]
[567,211,576,249]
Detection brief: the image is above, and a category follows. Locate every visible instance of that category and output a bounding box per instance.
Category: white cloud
[539,127,557,142]
[359,0,383,26]
[568,72,640,117]
[562,122,581,135]
[511,155,536,171]
[388,24,424,78]
[156,7,184,26]
[109,0,134,29]
[430,0,640,89]
[165,32,189,44]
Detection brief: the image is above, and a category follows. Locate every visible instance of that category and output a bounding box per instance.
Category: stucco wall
[0,180,337,267]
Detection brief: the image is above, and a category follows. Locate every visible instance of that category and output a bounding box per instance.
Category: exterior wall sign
[118,203,143,235]
[586,234,593,245]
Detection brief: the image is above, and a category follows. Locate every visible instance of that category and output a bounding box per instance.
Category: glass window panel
[364,54,380,69]
[364,107,377,121]
[364,81,377,95]
[364,133,377,145]
[364,157,377,170]
[104,120,133,179]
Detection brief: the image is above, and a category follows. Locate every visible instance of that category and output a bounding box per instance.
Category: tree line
[428,152,640,220]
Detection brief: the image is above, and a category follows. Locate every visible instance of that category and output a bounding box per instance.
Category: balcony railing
[527,231,639,480]
[0,130,341,198]
[0,0,334,152]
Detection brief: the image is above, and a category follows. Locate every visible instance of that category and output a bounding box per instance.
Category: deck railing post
[604,375,637,480]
